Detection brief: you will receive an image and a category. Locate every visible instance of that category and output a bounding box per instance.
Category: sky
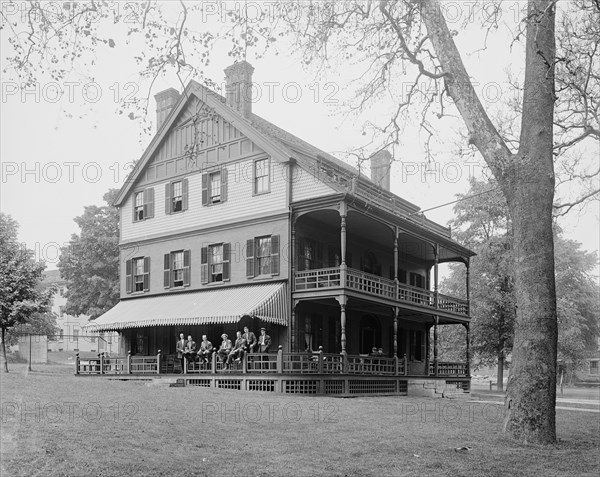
[1,1,598,273]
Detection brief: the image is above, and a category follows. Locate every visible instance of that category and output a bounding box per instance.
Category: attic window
[134,192,144,221]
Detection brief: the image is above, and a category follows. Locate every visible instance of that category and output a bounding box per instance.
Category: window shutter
[200,246,209,285]
[165,183,171,215]
[144,188,154,219]
[183,249,191,286]
[201,173,209,206]
[132,195,137,223]
[182,178,189,211]
[246,239,255,278]
[143,257,150,291]
[163,253,171,288]
[223,243,231,281]
[125,259,132,294]
[221,168,228,203]
[271,235,280,276]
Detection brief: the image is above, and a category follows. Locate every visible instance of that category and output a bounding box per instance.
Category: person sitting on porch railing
[242,326,257,354]
[217,334,232,364]
[370,347,378,357]
[184,335,197,366]
[226,331,248,367]
[197,335,213,364]
[257,328,271,353]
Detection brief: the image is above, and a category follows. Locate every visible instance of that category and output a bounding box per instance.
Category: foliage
[441,178,599,374]
[58,189,120,320]
[4,312,61,347]
[0,213,52,371]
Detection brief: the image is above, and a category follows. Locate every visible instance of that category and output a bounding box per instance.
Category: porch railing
[76,348,436,377]
[429,361,469,377]
[294,267,469,316]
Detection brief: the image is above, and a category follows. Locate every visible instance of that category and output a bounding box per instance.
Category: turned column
[433,316,439,376]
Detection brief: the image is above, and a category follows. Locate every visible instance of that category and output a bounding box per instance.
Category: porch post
[434,244,439,309]
[433,316,439,376]
[290,216,297,352]
[466,258,471,314]
[463,323,471,377]
[393,307,399,358]
[393,228,399,282]
[339,202,347,265]
[290,302,298,352]
[157,349,161,375]
[336,295,348,353]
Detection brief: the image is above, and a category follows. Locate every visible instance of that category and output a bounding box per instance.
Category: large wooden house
[86,61,474,396]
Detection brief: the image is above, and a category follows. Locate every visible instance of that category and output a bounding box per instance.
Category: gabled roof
[114,77,465,247]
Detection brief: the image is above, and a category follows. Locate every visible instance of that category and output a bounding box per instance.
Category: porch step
[145,377,185,387]
[442,391,471,400]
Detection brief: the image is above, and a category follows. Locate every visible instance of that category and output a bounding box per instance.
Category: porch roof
[86,282,288,332]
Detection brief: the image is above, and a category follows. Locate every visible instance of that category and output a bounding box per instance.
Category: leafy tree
[0,214,52,372]
[58,189,120,320]
[442,178,599,390]
[4,0,599,444]
[5,312,60,347]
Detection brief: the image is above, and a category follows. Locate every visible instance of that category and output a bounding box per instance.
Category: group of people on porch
[175,326,271,370]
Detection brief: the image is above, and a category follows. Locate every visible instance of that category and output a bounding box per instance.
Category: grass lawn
[1,363,599,477]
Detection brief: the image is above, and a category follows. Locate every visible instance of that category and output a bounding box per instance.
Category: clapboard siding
[292,164,337,202]
[122,159,288,242]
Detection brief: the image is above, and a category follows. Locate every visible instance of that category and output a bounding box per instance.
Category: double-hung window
[201,243,231,284]
[165,179,188,214]
[246,235,280,278]
[202,168,228,205]
[164,250,191,288]
[133,188,154,221]
[253,158,270,195]
[126,257,150,293]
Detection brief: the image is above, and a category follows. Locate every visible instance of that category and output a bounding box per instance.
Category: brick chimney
[154,88,180,130]
[370,150,392,191]
[224,60,254,118]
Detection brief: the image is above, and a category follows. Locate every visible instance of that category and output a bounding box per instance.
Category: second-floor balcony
[294,267,469,317]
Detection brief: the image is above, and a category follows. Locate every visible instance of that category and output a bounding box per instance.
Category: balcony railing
[294,267,469,316]
[429,362,469,377]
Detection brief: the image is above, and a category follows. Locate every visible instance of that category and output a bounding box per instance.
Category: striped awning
[85,282,288,332]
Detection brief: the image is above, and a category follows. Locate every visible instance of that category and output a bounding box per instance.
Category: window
[126,257,150,294]
[59,329,64,341]
[298,238,323,271]
[133,188,154,222]
[410,272,425,289]
[409,330,425,361]
[164,250,191,288]
[165,179,188,214]
[253,158,270,194]
[590,360,599,375]
[246,235,280,278]
[201,243,231,284]
[202,169,228,205]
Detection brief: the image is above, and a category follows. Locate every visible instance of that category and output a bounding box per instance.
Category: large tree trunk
[419,0,558,443]
[502,0,557,444]
[2,328,8,373]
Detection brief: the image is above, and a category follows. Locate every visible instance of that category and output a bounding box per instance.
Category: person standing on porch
[176,332,186,372]
[257,328,271,353]
[243,326,257,353]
